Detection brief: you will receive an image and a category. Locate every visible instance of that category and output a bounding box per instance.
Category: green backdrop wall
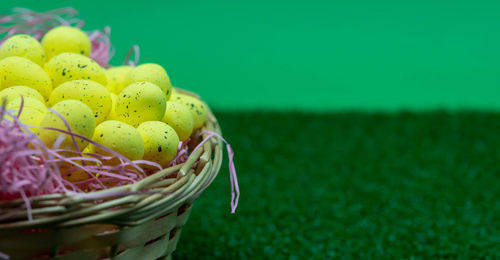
[3,0,500,111]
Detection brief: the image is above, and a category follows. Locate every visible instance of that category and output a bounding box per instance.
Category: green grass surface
[175,111,500,259]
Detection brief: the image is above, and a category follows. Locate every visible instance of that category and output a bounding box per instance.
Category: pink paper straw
[190,130,240,213]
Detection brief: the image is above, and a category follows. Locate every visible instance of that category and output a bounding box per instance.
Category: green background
[4,0,500,111]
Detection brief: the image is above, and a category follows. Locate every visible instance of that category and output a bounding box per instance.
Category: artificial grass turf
[174,111,500,259]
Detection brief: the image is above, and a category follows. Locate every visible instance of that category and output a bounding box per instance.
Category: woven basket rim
[0,87,223,230]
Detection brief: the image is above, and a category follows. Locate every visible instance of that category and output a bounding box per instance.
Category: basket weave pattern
[0,90,223,260]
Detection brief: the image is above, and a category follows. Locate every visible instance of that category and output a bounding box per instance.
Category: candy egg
[168,88,179,101]
[115,82,166,126]
[0,86,45,104]
[44,52,107,87]
[106,93,118,120]
[106,66,132,94]
[49,80,111,124]
[41,26,91,60]
[137,121,179,167]
[0,34,45,66]
[125,63,172,99]
[60,148,98,183]
[62,168,92,183]
[169,93,207,129]
[0,57,52,100]
[6,97,48,126]
[90,120,144,161]
[162,101,194,141]
[38,100,96,150]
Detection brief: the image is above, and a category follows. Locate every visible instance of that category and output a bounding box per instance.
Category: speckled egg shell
[38,100,96,150]
[0,34,45,66]
[168,88,179,101]
[90,120,144,161]
[61,148,97,182]
[106,93,119,120]
[49,80,112,124]
[137,121,179,167]
[169,93,207,129]
[41,26,91,61]
[125,63,172,99]
[44,53,107,88]
[115,82,166,126]
[0,56,52,101]
[162,101,194,141]
[62,168,92,183]
[6,97,48,126]
[0,86,45,105]
[106,66,132,94]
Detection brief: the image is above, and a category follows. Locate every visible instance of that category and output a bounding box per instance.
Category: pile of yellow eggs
[0,26,208,172]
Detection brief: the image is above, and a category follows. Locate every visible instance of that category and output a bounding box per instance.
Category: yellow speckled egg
[61,168,92,183]
[0,57,52,100]
[168,88,180,101]
[0,86,45,104]
[44,52,107,87]
[38,100,96,150]
[106,93,118,120]
[125,63,172,99]
[6,97,48,126]
[41,26,91,61]
[168,89,178,100]
[162,101,194,141]
[49,80,111,124]
[137,121,179,167]
[0,34,45,66]
[169,93,207,129]
[90,120,144,161]
[106,66,132,94]
[60,150,99,183]
[115,82,166,126]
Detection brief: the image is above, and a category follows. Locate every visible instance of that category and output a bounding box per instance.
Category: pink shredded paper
[191,130,240,214]
[0,100,160,200]
[0,103,239,217]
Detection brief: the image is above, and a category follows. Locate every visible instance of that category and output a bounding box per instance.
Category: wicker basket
[0,88,223,260]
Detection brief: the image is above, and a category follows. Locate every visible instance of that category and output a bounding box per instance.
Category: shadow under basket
[0,89,224,260]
